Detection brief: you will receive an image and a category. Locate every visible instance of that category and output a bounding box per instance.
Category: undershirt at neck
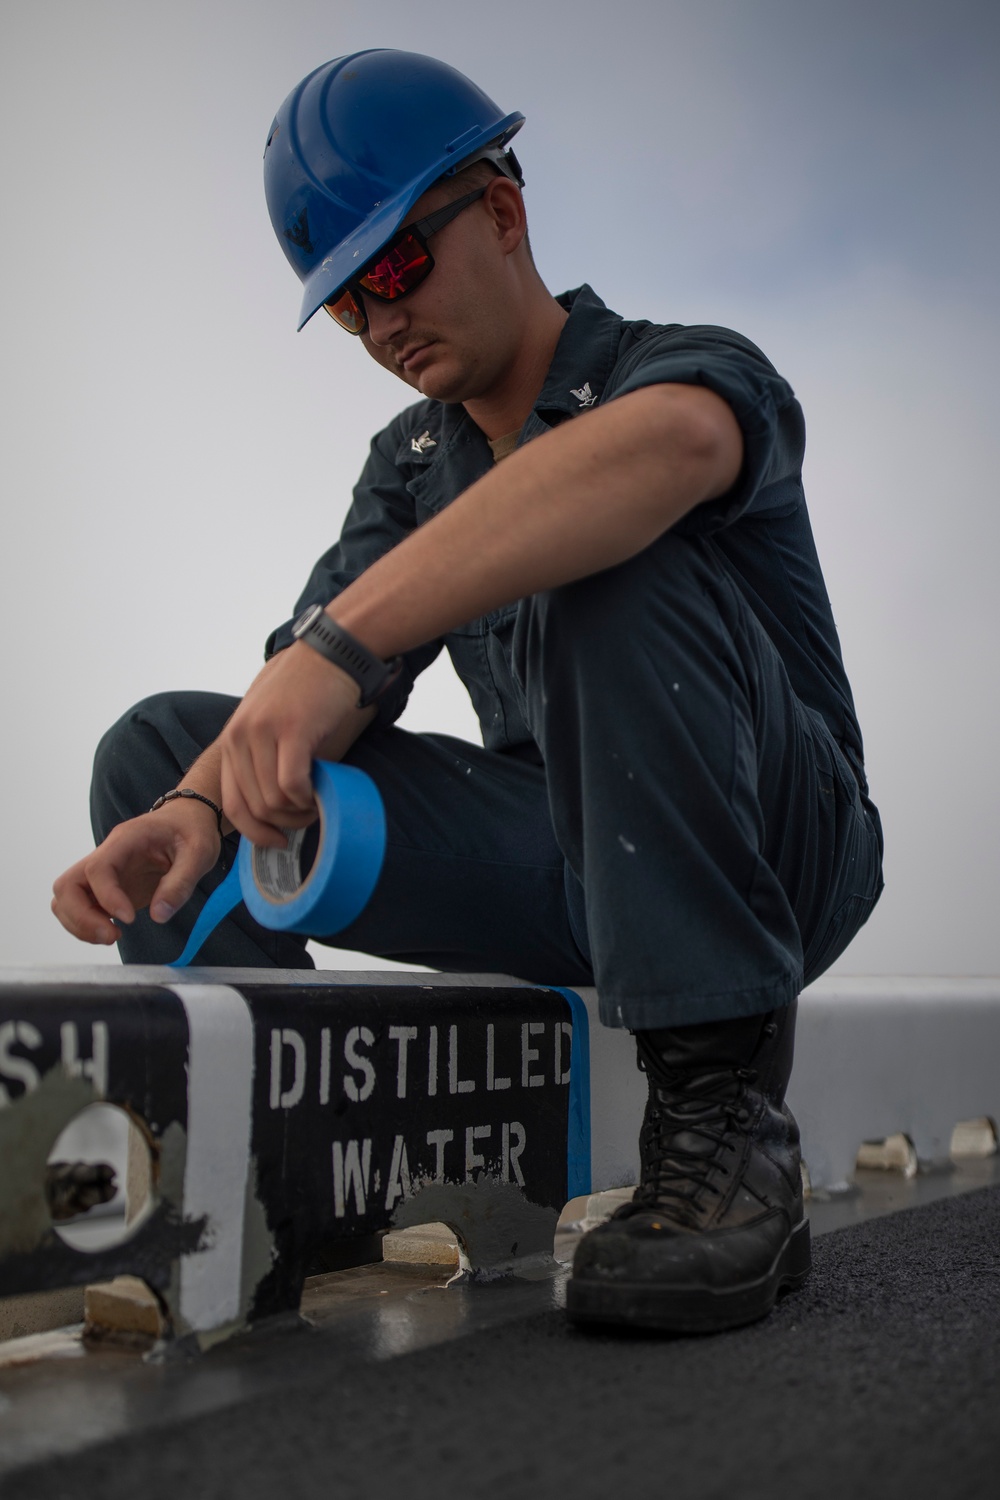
[489,431,520,463]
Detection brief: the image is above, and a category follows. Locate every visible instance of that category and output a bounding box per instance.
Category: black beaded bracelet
[149,789,227,868]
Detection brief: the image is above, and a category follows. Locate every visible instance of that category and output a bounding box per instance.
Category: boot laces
[624,1064,758,1225]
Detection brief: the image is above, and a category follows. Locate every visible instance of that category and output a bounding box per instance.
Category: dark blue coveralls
[92,286,884,1029]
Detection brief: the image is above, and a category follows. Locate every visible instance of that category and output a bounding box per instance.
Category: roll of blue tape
[239,760,386,933]
[170,761,386,966]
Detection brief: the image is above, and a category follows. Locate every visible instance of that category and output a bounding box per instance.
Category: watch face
[292,603,324,638]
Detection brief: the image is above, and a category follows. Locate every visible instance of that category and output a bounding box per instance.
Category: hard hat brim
[296,112,524,331]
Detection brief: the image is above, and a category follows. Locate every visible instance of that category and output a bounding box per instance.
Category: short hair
[434,154,534,262]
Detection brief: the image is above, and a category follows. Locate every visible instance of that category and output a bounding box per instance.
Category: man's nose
[362,292,409,346]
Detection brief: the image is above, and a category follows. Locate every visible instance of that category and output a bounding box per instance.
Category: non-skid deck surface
[10,1184,1000,1500]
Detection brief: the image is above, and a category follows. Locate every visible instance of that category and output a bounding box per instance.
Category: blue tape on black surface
[545,985,592,1198]
[170,760,386,968]
[169,862,243,968]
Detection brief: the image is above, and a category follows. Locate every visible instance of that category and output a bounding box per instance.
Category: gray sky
[2,0,997,975]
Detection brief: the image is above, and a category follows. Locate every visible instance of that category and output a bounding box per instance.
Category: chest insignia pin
[570,381,596,407]
[411,430,437,455]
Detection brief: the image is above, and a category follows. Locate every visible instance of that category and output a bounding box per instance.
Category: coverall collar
[528,284,624,428]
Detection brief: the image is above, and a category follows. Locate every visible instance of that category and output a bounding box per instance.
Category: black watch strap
[291,605,402,708]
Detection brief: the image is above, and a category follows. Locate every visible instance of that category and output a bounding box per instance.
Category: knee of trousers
[90,690,234,839]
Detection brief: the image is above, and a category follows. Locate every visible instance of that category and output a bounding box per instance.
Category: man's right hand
[51,803,223,946]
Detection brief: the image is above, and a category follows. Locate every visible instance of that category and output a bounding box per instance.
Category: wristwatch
[291,604,402,708]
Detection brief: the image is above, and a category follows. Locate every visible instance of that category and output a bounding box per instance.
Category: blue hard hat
[264,50,525,330]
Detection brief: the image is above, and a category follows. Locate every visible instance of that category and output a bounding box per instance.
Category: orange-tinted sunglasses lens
[323,288,366,334]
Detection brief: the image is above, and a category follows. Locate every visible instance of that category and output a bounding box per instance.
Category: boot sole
[566,1217,811,1335]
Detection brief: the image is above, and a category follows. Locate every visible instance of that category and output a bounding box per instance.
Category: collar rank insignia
[570,381,597,407]
[411,430,437,455]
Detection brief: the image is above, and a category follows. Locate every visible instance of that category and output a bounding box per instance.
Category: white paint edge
[170,984,254,1334]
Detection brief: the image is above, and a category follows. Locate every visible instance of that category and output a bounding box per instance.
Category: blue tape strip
[545,985,592,1198]
[167,761,386,968]
[169,860,244,968]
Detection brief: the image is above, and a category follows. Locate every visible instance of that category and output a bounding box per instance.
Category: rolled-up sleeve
[264,418,443,725]
[606,324,806,532]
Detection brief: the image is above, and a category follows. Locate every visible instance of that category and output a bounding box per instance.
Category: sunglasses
[323,186,488,335]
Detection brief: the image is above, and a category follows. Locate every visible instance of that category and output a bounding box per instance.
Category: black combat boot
[567,1002,810,1333]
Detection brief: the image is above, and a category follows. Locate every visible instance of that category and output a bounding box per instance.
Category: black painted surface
[0,986,192,1299]
[0,983,573,1317]
[11,1186,1000,1499]
[241,984,572,1316]
[0,985,190,1135]
[246,985,572,1224]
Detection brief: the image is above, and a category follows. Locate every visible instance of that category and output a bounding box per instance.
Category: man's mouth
[398,342,434,372]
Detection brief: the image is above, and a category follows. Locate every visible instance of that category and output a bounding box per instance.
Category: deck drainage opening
[46,1103,154,1252]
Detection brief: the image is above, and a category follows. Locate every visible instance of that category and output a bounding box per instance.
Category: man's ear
[485,177,528,255]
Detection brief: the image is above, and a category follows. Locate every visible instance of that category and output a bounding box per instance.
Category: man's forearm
[156,385,740,848]
[176,742,231,831]
[328,384,743,658]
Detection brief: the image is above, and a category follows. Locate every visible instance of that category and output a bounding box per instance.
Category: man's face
[352,176,524,406]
